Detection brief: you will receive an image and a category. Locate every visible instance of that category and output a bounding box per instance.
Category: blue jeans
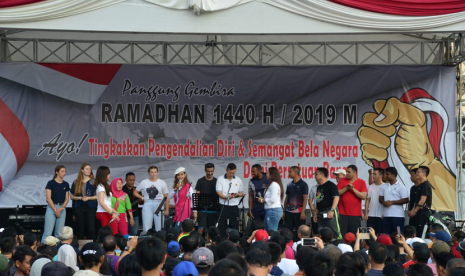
[265,207,283,231]
[42,204,66,243]
[128,216,139,236]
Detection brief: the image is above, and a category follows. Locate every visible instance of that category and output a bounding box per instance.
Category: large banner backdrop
[0,63,457,211]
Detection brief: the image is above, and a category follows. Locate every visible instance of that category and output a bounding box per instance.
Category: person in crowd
[248,164,268,231]
[385,245,400,264]
[164,257,181,276]
[180,235,200,261]
[0,237,15,269]
[122,172,141,236]
[335,264,361,276]
[110,177,134,235]
[367,242,387,276]
[170,167,197,232]
[321,244,342,265]
[216,163,245,235]
[226,253,247,273]
[406,263,434,276]
[279,228,295,260]
[337,165,367,237]
[245,245,272,276]
[70,163,97,240]
[167,228,180,244]
[319,227,334,247]
[294,246,314,276]
[259,167,284,231]
[379,167,409,234]
[310,167,340,239]
[291,225,310,251]
[134,166,170,232]
[364,168,385,234]
[118,253,142,276]
[283,166,308,240]
[95,166,119,231]
[225,228,240,245]
[57,226,79,256]
[217,240,238,260]
[434,251,454,276]
[382,263,404,276]
[167,241,181,258]
[408,166,433,237]
[29,257,51,276]
[303,251,335,276]
[178,219,195,241]
[266,242,290,276]
[451,231,465,258]
[103,235,119,276]
[40,261,72,276]
[270,235,298,276]
[75,242,105,276]
[41,165,70,244]
[57,244,79,272]
[337,252,366,276]
[308,183,319,235]
[195,163,218,237]
[172,261,199,276]
[0,252,10,276]
[192,247,215,276]
[23,233,39,253]
[11,246,36,276]
[135,237,167,276]
[332,169,346,184]
[446,259,465,276]
[208,259,245,276]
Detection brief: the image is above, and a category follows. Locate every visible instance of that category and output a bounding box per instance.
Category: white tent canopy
[2,0,465,34]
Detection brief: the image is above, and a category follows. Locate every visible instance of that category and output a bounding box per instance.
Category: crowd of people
[0,161,462,276]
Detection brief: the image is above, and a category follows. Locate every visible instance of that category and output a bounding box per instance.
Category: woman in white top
[257,167,284,231]
[94,166,119,235]
[169,167,197,232]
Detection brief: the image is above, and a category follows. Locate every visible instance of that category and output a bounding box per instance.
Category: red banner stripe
[37,63,122,86]
[0,99,30,173]
[329,0,465,16]
[0,0,47,9]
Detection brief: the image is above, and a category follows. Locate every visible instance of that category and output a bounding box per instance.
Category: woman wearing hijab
[30,258,51,276]
[111,178,134,235]
[57,244,79,272]
[169,167,197,232]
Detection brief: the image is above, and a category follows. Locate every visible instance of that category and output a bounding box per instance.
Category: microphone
[109,217,116,224]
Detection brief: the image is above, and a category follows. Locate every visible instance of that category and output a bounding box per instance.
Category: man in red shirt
[337,165,367,236]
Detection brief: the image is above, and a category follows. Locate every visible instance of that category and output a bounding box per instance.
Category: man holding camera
[310,167,341,239]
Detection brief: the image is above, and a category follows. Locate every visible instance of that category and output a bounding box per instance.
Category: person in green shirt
[111,178,134,235]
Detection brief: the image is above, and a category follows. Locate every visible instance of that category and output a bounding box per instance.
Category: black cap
[156,230,167,241]
[225,228,240,242]
[41,261,70,276]
[167,228,180,242]
[164,256,181,276]
[80,242,104,264]
[413,243,430,260]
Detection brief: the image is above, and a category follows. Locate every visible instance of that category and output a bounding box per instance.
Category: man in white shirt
[216,163,245,235]
[379,167,409,234]
[364,168,385,235]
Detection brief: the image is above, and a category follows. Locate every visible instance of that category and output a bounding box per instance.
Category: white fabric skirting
[2,0,465,30]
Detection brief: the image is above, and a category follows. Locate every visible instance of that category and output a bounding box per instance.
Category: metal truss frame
[0,35,463,65]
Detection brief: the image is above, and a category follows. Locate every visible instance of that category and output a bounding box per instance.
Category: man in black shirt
[195,163,218,236]
[122,172,141,236]
[309,167,341,239]
[408,166,433,238]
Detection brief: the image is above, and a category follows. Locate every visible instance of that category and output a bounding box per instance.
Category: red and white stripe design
[0,99,29,192]
[0,62,121,191]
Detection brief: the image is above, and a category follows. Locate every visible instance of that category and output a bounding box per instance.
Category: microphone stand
[216,182,232,228]
[238,195,245,233]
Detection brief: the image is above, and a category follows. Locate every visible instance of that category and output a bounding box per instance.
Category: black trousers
[73,205,96,240]
[284,212,305,241]
[367,216,383,235]
[339,214,361,236]
[409,210,430,238]
[218,205,239,235]
[197,211,218,230]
